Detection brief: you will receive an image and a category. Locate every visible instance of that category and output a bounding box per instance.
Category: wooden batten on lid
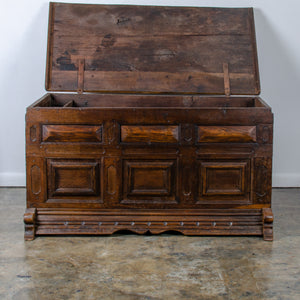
[46,2,260,95]
[77,59,85,94]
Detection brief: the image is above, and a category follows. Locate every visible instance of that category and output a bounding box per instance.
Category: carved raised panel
[47,159,101,201]
[182,165,193,202]
[31,165,41,195]
[253,158,272,204]
[42,125,102,143]
[30,125,37,142]
[197,160,250,203]
[257,125,273,144]
[27,157,45,203]
[122,160,177,203]
[198,126,256,143]
[121,125,179,144]
[203,162,246,195]
[107,165,117,195]
[104,157,120,203]
[180,124,195,145]
[105,120,118,145]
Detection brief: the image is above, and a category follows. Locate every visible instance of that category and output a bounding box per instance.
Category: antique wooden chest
[24,3,273,240]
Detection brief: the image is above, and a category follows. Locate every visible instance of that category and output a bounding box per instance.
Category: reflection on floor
[0,188,299,299]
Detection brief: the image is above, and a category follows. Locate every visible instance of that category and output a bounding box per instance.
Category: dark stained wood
[30,165,41,195]
[26,104,273,125]
[77,59,85,94]
[26,156,46,204]
[42,125,102,143]
[31,93,266,108]
[201,162,247,196]
[24,208,37,241]
[263,208,273,241]
[38,94,262,108]
[253,157,273,204]
[30,125,37,142]
[46,159,102,203]
[121,125,179,143]
[223,63,231,96]
[50,69,257,95]
[197,160,250,204]
[46,3,260,95]
[122,160,177,203]
[34,208,264,236]
[25,3,273,240]
[25,94,273,237]
[63,100,75,107]
[47,160,100,197]
[107,164,117,195]
[198,126,257,143]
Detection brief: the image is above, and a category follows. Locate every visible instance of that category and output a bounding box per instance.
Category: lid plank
[46,3,260,95]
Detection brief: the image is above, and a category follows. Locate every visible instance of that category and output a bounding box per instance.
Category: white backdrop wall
[0,0,299,187]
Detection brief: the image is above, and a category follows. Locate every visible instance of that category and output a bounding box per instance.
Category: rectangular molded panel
[42,125,102,143]
[122,160,177,203]
[198,126,256,143]
[47,159,101,201]
[121,125,179,143]
[197,160,250,204]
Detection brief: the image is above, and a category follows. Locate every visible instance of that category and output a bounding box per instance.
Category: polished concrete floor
[0,188,299,300]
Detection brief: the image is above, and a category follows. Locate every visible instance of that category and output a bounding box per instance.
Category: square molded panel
[197,159,251,204]
[122,159,178,203]
[47,159,102,203]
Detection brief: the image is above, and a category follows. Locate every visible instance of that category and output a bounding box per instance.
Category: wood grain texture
[201,162,247,196]
[26,157,46,204]
[263,208,273,241]
[24,208,37,241]
[30,125,37,142]
[121,125,179,143]
[42,125,102,143]
[30,165,41,195]
[26,95,273,212]
[25,4,273,240]
[107,165,117,195]
[33,208,264,238]
[103,157,121,205]
[198,126,257,143]
[47,160,99,197]
[46,159,102,204]
[122,160,177,203]
[253,157,272,204]
[37,94,260,108]
[27,99,273,126]
[197,160,250,204]
[46,3,260,94]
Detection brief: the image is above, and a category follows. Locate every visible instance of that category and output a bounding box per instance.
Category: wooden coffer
[24,3,274,240]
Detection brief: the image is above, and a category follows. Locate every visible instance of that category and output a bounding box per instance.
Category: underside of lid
[46,3,260,95]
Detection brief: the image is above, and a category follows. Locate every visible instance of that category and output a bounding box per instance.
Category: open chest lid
[46,2,260,95]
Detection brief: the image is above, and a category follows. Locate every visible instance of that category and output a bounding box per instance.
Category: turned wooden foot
[24,208,37,241]
[263,208,273,241]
